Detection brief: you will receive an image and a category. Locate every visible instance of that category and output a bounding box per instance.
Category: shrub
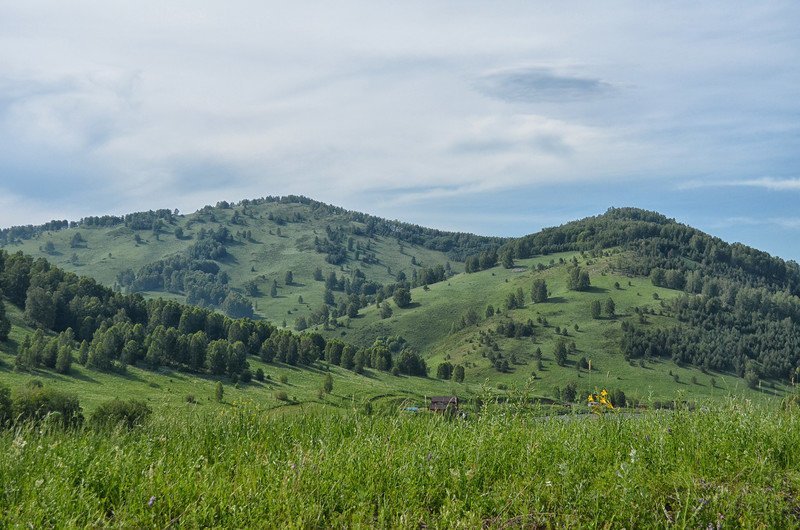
[255,368,265,382]
[90,399,151,429]
[240,369,252,384]
[279,375,288,384]
[275,391,289,402]
[745,369,759,389]
[186,394,197,404]
[12,386,84,428]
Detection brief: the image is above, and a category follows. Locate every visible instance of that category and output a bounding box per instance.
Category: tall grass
[2,400,800,528]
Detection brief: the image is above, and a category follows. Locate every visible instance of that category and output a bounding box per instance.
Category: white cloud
[710,216,800,231]
[0,1,798,230]
[680,177,800,192]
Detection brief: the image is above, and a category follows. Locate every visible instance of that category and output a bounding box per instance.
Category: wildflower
[587,388,614,415]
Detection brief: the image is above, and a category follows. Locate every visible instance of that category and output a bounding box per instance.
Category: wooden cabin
[429,396,459,413]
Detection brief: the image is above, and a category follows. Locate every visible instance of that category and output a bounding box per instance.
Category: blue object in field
[403,407,419,413]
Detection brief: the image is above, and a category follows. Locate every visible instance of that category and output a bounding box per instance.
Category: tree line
[0,250,427,381]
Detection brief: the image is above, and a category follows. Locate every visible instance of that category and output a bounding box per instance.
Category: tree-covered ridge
[0,209,177,245]
[0,195,505,262]
[0,195,497,322]
[496,208,800,384]
[250,195,506,260]
[486,210,799,384]
[0,250,428,381]
[500,206,799,293]
[619,268,800,384]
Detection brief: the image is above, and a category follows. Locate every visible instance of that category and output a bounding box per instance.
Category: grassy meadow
[2,398,800,528]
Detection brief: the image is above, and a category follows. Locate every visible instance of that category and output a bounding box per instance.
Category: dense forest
[492,207,800,383]
[0,250,428,382]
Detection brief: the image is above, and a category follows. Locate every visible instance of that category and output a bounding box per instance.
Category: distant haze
[1,2,799,259]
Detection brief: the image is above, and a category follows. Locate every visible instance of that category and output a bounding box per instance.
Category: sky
[1,2,799,260]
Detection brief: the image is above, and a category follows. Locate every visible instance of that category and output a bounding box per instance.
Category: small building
[429,396,459,413]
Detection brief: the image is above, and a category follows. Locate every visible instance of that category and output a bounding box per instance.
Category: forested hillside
[2,201,799,404]
[3,196,504,323]
[336,206,800,393]
[0,249,433,382]
[497,207,800,383]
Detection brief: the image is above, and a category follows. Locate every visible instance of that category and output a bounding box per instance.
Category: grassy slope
[1,205,788,407]
[8,201,459,323]
[325,250,787,403]
[1,249,783,413]
[0,304,474,415]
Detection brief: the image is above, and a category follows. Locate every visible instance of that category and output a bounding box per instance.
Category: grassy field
[2,398,799,528]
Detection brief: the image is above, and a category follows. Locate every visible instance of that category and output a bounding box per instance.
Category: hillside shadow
[69,370,101,383]
[546,297,568,304]
[3,337,21,355]
[300,364,328,374]
[117,370,147,383]
[272,363,303,372]
[27,369,101,385]
[585,286,609,294]
[219,254,240,265]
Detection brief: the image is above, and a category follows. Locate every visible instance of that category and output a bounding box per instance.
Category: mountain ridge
[1,196,798,407]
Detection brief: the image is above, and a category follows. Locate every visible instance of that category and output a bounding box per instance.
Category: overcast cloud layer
[1,2,799,259]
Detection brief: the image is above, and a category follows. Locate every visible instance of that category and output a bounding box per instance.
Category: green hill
[2,199,799,410]
[326,249,783,401]
[2,196,503,323]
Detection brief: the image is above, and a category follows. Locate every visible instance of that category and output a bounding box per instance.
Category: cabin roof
[429,396,459,411]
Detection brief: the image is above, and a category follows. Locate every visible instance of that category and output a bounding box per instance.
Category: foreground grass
[2,400,800,528]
